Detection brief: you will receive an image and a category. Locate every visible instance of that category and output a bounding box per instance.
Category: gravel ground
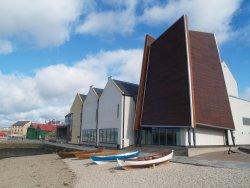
[64,158,250,188]
[0,154,74,188]
[192,150,250,162]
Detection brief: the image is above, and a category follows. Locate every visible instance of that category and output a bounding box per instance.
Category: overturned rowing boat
[57,148,103,159]
[74,150,118,160]
[91,150,140,165]
[117,150,173,169]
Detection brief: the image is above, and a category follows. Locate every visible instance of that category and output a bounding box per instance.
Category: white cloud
[0,39,13,54]
[242,87,250,100]
[0,0,83,50]
[0,49,142,127]
[139,0,242,43]
[76,1,137,35]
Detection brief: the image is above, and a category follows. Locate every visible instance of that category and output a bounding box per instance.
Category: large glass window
[99,128,118,144]
[141,128,180,146]
[82,129,96,143]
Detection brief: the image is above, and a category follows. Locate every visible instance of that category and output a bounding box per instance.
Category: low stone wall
[188,146,238,157]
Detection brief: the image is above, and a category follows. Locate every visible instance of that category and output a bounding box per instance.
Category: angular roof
[135,15,234,130]
[79,94,87,101]
[113,79,139,97]
[93,88,103,97]
[12,121,30,127]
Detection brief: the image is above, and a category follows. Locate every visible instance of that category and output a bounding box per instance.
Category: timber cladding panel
[189,31,235,129]
[134,35,155,130]
[141,16,192,127]
[136,15,235,130]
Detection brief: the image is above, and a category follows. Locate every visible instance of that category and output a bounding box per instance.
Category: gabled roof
[31,123,58,132]
[113,79,139,97]
[93,88,103,97]
[79,94,87,101]
[12,121,30,127]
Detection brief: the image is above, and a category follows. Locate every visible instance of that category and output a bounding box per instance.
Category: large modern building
[134,15,249,147]
[65,93,86,144]
[81,86,103,146]
[70,93,86,144]
[98,77,138,149]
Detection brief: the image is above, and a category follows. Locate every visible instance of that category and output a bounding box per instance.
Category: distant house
[10,121,31,137]
[0,131,7,139]
[67,93,87,144]
[81,86,103,146]
[98,77,138,149]
[26,122,58,140]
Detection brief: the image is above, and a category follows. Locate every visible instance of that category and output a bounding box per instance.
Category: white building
[222,62,250,145]
[81,86,103,146]
[98,77,138,149]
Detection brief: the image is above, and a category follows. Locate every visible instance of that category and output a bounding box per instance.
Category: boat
[74,150,118,160]
[57,148,103,159]
[117,150,173,169]
[91,150,140,165]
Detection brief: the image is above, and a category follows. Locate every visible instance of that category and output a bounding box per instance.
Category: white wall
[195,127,225,146]
[123,95,135,147]
[81,88,98,143]
[221,62,239,97]
[98,79,136,148]
[182,127,226,146]
[228,96,250,145]
[98,79,123,148]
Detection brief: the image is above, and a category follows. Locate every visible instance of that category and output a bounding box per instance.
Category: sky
[0,0,249,128]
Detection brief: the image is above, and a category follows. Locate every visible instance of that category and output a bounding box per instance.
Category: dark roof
[113,79,139,97]
[65,113,72,117]
[79,94,87,101]
[93,88,103,97]
[12,121,30,127]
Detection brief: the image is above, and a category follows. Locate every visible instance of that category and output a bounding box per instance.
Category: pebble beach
[0,154,74,188]
[64,157,250,188]
[0,153,250,188]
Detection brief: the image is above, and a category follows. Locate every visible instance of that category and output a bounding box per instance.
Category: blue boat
[91,150,140,164]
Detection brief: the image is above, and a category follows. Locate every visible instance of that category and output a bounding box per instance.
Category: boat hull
[117,150,173,169]
[75,150,118,160]
[91,151,140,164]
[57,148,103,159]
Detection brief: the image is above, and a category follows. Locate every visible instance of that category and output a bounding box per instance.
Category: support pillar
[230,130,235,146]
[188,128,191,147]
[192,128,196,147]
[224,130,229,146]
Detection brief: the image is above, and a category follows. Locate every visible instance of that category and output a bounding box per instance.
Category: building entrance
[141,127,180,146]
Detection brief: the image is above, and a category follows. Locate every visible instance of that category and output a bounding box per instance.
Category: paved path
[172,156,250,170]
[42,141,93,151]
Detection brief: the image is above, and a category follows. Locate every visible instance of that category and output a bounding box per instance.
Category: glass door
[159,128,166,145]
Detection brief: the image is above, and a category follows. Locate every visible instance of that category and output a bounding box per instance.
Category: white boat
[117,150,173,169]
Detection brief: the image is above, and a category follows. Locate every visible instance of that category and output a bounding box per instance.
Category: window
[243,117,250,126]
[99,128,118,144]
[117,104,119,118]
[82,129,96,143]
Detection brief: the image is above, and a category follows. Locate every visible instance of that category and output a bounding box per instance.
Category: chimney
[108,76,112,81]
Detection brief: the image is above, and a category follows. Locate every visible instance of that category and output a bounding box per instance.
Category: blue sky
[0,0,249,127]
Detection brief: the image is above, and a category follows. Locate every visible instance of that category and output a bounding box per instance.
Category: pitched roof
[113,79,139,97]
[31,123,58,132]
[79,94,87,101]
[93,88,103,97]
[12,121,30,127]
